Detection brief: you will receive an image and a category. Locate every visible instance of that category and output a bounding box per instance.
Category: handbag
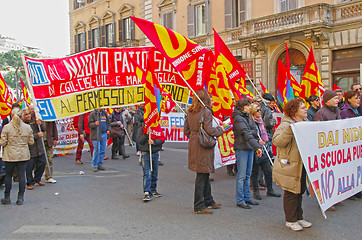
[110,126,124,138]
[198,112,216,149]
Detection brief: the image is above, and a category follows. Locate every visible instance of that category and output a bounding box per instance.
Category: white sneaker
[137,151,140,156]
[46,178,57,184]
[298,220,312,228]
[285,222,303,231]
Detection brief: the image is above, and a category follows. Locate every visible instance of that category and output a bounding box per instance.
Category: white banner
[291,118,362,215]
[54,117,89,155]
[160,112,188,142]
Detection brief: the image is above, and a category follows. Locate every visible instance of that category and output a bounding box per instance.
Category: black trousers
[194,173,215,212]
[251,160,273,191]
[4,161,27,196]
[26,154,45,186]
[112,135,125,156]
[283,168,307,222]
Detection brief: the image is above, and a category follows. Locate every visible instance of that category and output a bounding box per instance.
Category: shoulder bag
[198,110,217,149]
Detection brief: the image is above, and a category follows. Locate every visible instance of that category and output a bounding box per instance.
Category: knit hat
[322,89,338,103]
[262,93,275,102]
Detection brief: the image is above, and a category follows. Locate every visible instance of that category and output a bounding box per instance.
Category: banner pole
[124,127,134,148]
[257,132,274,166]
[246,74,267,105]
[21,54,51,175]
[149,133,153,172]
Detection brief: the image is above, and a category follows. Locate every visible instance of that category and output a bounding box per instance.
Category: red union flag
[0,72,13,119]
[213,29,246,86]
[131,17,208,71]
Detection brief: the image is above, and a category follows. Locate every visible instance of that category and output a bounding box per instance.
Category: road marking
[13,225,110,234]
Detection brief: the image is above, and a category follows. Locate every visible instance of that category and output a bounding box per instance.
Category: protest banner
[159,112,187,142]
[22,47,205,120]
[291,117,362,216]
[53,117,90,155]
[214,126,236,169]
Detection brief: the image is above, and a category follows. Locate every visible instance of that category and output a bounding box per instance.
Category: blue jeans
[235,149,254,204]
[92,133,107,167]
[141,152,159,194]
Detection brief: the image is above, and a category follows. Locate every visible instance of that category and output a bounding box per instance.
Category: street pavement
[0,142,361,240]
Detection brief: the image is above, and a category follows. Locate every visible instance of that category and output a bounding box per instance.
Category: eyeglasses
[356,88,362,91]
[256,109,261,112]
[314,99,319,101]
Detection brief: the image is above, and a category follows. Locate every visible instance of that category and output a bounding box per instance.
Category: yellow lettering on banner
[318,132,326,148]
[51,86,145,119]
[162,84,189,103]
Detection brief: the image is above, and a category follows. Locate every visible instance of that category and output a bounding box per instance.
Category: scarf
[254,117,268,142]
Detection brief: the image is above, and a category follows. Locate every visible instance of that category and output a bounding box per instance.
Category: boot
[111,152,119,159]
[16,193,24,205]
[120,146,129,159]
[267,189,281,197]
[253,189,262,200]
[1,193,11,205]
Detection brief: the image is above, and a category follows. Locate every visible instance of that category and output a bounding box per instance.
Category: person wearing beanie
[260,93,277,136]
[314,90,340,121]
[314,89,344,211]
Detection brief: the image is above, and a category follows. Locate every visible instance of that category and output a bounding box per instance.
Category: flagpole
[245,73,268,105]
[257,132,274,166]
[149,132,153,172]
[177,72,219,124]
[21,54,51,175]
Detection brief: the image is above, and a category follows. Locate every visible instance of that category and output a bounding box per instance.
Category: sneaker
[297,220,312,228]
[75,160,83,165]
[97,165,105,171]
[143,192,152,202]
[137,151,140,156]
[152,192,162,198]
[92,167,98,172]
[46,178,57,184]
[285,222,303,231]
[158,160,164,166]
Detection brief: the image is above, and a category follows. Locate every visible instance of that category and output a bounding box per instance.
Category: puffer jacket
[314,104,341,121]
[0,121,34,162]
[136,123,164,153]
[231,108,260,151]
[88,109,110,141]
[272,115,303,194]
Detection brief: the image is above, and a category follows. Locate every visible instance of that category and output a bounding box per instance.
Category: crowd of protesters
[1,83,361,232]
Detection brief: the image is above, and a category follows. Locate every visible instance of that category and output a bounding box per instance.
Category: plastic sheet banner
[22,47,202,121]
[291,117,362,217]
[160,112,187,142]
[53,117,89,155]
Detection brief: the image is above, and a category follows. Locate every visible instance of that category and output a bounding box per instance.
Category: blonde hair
[249,103,261,117]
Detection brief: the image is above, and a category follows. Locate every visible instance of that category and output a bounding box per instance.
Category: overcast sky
[0,0,70,57]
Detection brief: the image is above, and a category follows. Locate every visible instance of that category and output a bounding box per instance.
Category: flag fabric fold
[0,72,13,119]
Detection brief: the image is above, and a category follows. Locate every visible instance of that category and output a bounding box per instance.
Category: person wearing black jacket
[137,122,164,202]
[110,108,129,159]
[232,99,262,209]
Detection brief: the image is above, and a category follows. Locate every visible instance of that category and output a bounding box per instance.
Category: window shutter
[97,27,101,47]
[111,21,115,46]
[130,19,135,40]
[187,5,195,37]
[81,32,86,51]
[88,30,92,49]
[289,0,297,10]
[74,34,79,53]
[205,0,210,34]
[225,0,233,29]
[239,0,246,22]
[101,25,106,46]
[119,19,124,42]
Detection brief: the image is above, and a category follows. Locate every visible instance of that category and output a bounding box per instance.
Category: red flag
[259,79,268,94]
[213,29,246,87]
[332,83,341,91]
[300,47,325,100]
[131,17,208,71]
[20,77,31,107]
[285,43,303,98]
[0,72,13,119]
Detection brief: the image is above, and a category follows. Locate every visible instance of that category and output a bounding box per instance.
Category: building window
[73,0,85,10]
[162,12,174,30]
[280,0,297,12]
[225,0,246,29]
[195,4,206,36]
[105,22,115,46]
[119,17,135,42]
[89,28,100,48]
[75,32,86,52]
[87,0,95,3]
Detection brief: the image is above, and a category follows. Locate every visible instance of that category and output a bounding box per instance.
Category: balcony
[118,39,140,48]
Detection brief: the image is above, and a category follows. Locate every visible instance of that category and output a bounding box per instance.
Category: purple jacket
[340,103,362,119]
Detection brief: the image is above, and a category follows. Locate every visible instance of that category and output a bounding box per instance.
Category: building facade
[69,0,362,95]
